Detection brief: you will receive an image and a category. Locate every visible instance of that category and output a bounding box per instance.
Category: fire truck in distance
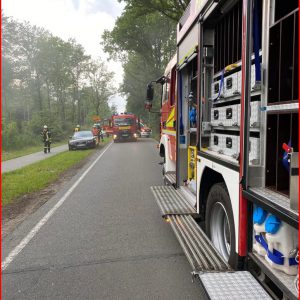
[99,118,113,137]
[146,0,298,299]
[112,113,139,142]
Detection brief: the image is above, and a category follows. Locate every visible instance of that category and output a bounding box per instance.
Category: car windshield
[73,131,93,139]
[114,118,133,126]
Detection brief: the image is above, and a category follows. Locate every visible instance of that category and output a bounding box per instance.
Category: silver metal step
[199,271,272,299]
[151,186,196,216]
[151,186,272,299]
[169,214,230,272]
[164,172,176,186]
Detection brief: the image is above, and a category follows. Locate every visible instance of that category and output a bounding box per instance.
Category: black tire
[205,183,237,267]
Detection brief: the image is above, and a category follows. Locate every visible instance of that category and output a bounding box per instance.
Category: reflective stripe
[162,130,176,136]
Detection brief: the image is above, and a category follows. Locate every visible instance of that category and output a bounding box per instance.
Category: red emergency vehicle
[146,0,299,298]
[100,118,113,137]
[112,113,139,142]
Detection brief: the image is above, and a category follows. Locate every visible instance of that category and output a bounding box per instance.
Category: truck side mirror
[146,83,154,101]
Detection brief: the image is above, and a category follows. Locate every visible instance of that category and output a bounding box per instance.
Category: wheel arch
[159,135,175,173]
[198,167,224,218]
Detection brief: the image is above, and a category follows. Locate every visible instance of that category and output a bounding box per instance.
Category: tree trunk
[95,89,100,116]
[46,80,51,119]
[36,73,43,114]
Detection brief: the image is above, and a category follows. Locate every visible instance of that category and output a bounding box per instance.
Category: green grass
[2,141,67,161]
[2,149,96,206]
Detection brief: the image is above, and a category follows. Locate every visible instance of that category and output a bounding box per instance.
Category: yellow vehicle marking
[178,45,197,67]
[166,107,175,128]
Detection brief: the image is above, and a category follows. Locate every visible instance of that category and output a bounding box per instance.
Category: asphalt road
[2,145,69,173]
[2,139,203,299]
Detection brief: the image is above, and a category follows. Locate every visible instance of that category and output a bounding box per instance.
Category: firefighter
[99,127,104,142]
[42,125,51,154]
[75,124,80,132]
[96,123,104,142]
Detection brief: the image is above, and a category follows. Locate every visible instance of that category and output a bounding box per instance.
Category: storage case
[236,101,261,127]
[210,107,225,127]
[211,79,224,100]
[249,101,261,128]
[223,105,239,127]
[224,72,240,98]
[209,133,224,153]
[211,104,240,127]
[223,134,240,158]
[209,133,240,159]
[249,137,260,165]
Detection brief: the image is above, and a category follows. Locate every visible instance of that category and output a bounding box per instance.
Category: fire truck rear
[112,113,138,142]
[145,0,299,299]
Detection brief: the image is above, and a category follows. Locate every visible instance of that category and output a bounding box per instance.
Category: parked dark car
[68,131,96,150]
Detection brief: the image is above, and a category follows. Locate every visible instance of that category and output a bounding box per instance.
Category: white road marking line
[2,142,113,271]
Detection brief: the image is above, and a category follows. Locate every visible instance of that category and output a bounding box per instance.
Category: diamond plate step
[164,172,176,186]
[199,272,272,300]
[169,214,230,272]
[151,186,272,298]
[151,186,196,216]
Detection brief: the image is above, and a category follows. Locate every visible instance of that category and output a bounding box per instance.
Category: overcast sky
[3,0,126,113]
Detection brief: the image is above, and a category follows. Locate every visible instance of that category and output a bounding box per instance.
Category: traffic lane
[2,144,68,173]
[3,257,203,300]
[3,139,203,299]
[3,139,181,271]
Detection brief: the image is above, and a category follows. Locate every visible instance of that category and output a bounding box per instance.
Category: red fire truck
[100,118,113,137]
[112,113,139,142]
[146,0,298,298]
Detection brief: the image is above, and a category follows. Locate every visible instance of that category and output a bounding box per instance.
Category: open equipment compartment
[201,0,263,167]
[266,112,299,196]
[244,1,299,297]
[268,8,298,103]
[264,3,299,196]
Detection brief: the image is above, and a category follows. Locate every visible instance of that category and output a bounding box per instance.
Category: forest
[2,0,189,150]
[2,16,116,151]
[102,0,188,134]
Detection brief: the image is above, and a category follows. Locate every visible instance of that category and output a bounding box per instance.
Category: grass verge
[2,148,96,206]
[2,141,67,161]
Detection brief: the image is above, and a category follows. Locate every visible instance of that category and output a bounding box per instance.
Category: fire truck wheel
[205,183,236,266]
